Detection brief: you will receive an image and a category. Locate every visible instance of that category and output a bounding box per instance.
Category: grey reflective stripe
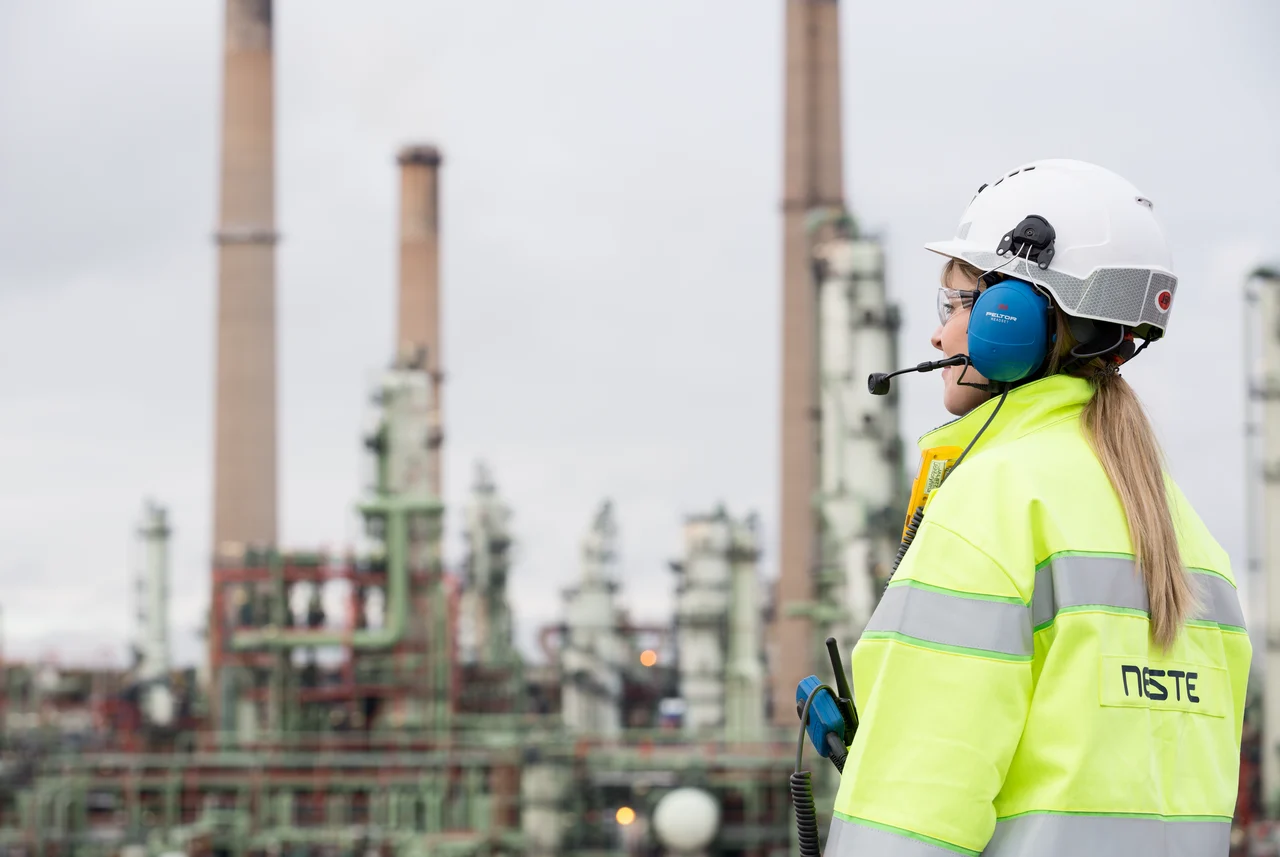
[826,815,977,857]
[1032,555,1147,629]
[826,814,1231,857]
[869,558,1244,661]
[986,813,1230,857]
[867,584,1032,659]
[1195,572,1246,629]
[1032,554,1245,631]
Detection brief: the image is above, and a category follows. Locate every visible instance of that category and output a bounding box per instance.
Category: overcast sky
[1,1,1277,668]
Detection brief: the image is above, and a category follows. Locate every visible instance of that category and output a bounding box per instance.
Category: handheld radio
[791,637,858,856]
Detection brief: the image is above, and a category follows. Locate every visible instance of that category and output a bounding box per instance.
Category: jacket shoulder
[924,421,1234,589]
[1166,478,1234,584]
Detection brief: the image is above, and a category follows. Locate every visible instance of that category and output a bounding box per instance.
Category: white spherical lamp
[652,787,720,854]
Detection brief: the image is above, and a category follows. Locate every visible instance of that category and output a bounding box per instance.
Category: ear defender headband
[966,278,1052,383]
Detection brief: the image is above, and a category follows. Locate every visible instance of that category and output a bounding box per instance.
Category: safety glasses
[937,286,980,326]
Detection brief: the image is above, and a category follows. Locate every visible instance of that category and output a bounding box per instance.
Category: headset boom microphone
[867,355,969,395]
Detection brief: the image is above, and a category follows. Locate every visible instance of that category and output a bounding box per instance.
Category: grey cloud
[1,0,1276,662]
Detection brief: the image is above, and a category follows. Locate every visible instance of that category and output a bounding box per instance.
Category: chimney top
[397,145,443,168]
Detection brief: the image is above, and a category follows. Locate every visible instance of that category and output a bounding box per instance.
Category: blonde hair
[944,259,1194,651]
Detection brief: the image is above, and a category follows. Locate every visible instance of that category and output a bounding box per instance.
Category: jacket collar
[918,373,1095,457]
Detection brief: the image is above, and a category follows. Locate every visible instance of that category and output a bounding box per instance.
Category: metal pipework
[230,365,441,652]
[228,494,440,651]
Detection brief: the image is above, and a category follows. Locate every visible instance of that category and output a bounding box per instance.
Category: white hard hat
[925,159,1177,339]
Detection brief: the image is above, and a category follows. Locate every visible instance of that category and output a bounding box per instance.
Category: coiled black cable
[792,683,835,857]
[890,506,925,577]
[791,770,822,857]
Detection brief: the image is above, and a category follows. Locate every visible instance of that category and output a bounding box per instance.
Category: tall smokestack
[774,0,845,726]
[396,145,444,497]
[211,0,278,560]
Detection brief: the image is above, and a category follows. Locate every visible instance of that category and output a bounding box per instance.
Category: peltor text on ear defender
[966,278,1052,383]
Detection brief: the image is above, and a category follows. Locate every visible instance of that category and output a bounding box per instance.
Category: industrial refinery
[0,1,875,853]
[0,2,1275,856]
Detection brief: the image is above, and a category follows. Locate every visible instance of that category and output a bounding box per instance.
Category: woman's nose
[930,324,945,352]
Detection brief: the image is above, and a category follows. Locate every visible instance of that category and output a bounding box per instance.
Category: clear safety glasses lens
[937,287,977,326]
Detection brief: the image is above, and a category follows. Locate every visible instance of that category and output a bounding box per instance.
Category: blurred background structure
[0,0,1277,855]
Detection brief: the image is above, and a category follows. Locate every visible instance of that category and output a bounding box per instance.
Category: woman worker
[826,159,1251,856]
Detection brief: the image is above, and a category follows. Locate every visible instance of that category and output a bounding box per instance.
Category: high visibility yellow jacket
[828,374,1250,856]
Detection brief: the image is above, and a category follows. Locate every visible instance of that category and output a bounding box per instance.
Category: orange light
[640,649,658,667]
[616,806,637,825]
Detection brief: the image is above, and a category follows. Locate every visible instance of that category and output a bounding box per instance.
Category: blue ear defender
[966,278,1052,383]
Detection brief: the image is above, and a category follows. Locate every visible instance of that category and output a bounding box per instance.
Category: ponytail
[1077,369,1195,651]
[944,259,1196,651]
